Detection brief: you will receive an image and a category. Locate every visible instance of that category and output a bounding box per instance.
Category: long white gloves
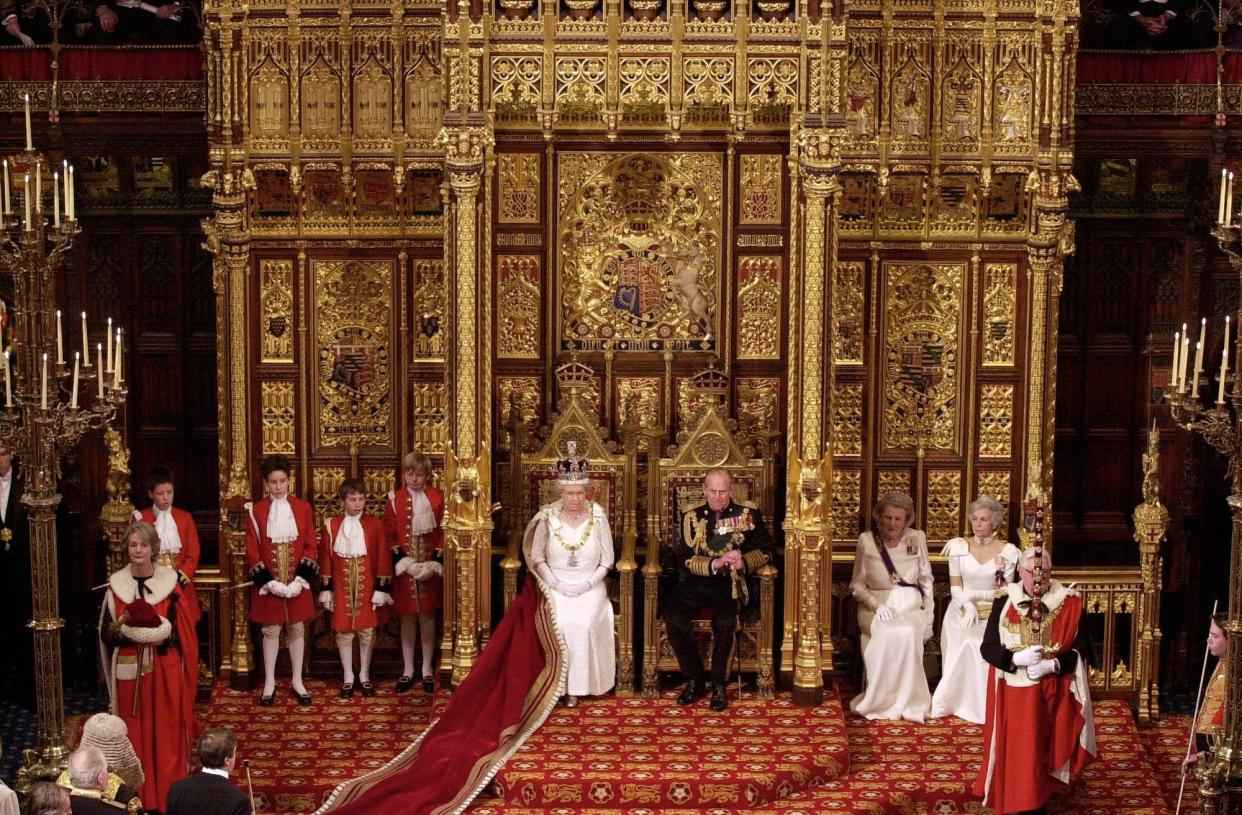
[1028,658,1059,680]
[875,605,896,622]
[1013,645,1044,667]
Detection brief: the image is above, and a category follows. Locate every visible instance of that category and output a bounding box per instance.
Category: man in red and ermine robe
[974,548,1096,815]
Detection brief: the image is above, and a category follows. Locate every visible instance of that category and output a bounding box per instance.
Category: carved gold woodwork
[926,469,963,543]
[736,377,780,438]
[498,154,541,224]
[491,56,541,125]
[976,470,1012,517]
[739,155,783,226]
[558,152,722,352]
[878,469,912,498]
[619,58,671,127]
[313,259,394,450]
[617,376,662,429]
[360,467,393,518]
[832,383,863,458]
[882,262,964,453]
[983,264,1018,366]
[260,382,297,455]
[736,256,781,360]
[832,469,863,542]
[260,260,295,363]
[413,259,446,361]
[833,261,865,365]
[412,382,448,455]
[311,467,347,528]
[497,256,541,359]
[497,376,541,451]
[978,384,1015,459]
[405,33,445,145]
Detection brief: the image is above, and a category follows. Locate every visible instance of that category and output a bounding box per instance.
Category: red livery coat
[245,496,318,625]
[383,486,445,615]
[320,513,393,633]
[101,565,198,813]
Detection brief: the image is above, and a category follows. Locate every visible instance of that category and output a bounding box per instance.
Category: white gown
[849,530,934,723]
[525,500,616,697]
[930,537,1020,723]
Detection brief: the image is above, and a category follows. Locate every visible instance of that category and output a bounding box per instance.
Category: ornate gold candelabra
[0,145,127,788]
[1168,223,1242,814]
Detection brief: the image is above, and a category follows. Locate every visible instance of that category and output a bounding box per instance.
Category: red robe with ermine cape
[973,580,1097,813]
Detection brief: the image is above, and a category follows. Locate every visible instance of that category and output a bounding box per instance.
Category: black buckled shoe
[292,688,313,706]
[395,675,414,693]
[709,682,728,712]
[676,679,706,706]
[340,683,354,699]
[258,693,275,708]
[360,681,376,698]
[422,676,435,694]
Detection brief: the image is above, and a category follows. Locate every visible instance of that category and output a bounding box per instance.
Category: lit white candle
[52,171,58,229]
[3,159,10,216]
[1220,316,1232,405]
[68,166,74,221]
[1228,173,1235,227]
[1194,341,1204,395]
[22,173,29,230]
[105,317,112,371]
[23,93,31,151]
[1221,168,1229,224]
[40,352,47,410]
[70,352,79,409]
[55,309,62,364]
[1197,320,1207,373]
[3,351,10,409]
[34,163,40,213]
[96,343,103,398]
[80,311,88,363]
[1172,330,1182,388]
[1181,335,1191,393]
[113,329,121,388]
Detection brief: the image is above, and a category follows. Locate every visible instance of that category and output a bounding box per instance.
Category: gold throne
[641,368,778,699]
[503,358,638,694]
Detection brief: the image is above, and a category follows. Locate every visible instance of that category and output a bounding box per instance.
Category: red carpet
[198,680,1179,814]
[1139,714,1198,814]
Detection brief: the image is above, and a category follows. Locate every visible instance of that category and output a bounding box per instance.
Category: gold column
[1131,424,1166,724]
[785,128,839,707]
[99,426,134,575]
[441,0,495,688]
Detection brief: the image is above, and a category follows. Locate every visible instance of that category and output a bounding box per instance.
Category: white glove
[1027,658,1058,680]
[558,580,591,598]
[284,579,305,599]
[395,557,416,577]
[408,562,431,582]
[923,621,934,642]
[371,590,394,609]
[265,581,290,598]
[958,599,979,623]
[318,590,334,611]
[1012,645,1044,667]
[874,605,896,622]
[423,561,443,578]
[258,583,271,596]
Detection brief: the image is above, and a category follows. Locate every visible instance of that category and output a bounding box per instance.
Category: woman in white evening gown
[522,443,615,706]
[849,491,934,723]
[930,496,1019,723]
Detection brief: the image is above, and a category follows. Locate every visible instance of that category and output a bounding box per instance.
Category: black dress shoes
[395,675,414,693]
[360,681,376,697]
[292,688,313,706]
[340,683,354,699]
[258,693,275,707]
[709,682,728,712]
[422,676,435,694]
[676,679,707,706]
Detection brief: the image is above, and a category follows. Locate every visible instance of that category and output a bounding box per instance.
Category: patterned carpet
[1,680,1194,815]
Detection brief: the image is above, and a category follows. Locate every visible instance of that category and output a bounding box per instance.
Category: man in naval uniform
[665,468,773,712]
[67,747,144,814]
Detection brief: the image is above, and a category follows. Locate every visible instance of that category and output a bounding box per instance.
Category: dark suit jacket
[166,771,251,815]
[0,465,29,615]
